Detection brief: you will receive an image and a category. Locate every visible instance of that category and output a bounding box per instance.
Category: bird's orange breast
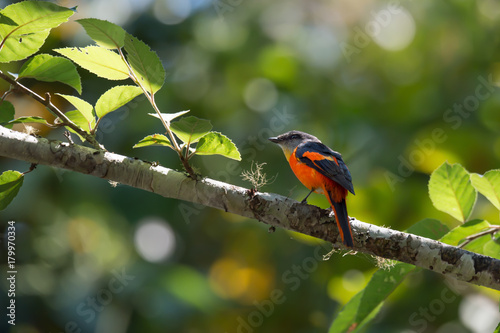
[289,149,347,202]
[289,150,329,195]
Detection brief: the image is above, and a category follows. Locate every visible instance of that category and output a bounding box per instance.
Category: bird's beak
[268,136,279,143]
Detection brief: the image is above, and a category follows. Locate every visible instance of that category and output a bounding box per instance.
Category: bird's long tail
[326,188,354,247]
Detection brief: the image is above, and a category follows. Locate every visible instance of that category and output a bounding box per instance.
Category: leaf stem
[117,48,196,178]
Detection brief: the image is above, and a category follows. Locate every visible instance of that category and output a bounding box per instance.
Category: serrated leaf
[0,1,73,62]
[149,110,190,124]
[440,219,491,246]
[328,219,444,333]
[64,110,91,134]
[0,170,24,210]
[77,18,126,49]
[195,132,241,160]
[428,162,477,222]
[170,116,212,144]
[55,46,129,81]
[6,116,50,126]
[125,34,165,95]
[471,170,500,210]
[0,29,49,63]
[0,100,15,129]
[56,94,94,125]
[18,54,82,94]
[133,134,172,149]
[95,85,142,120]
[0,1,74,36]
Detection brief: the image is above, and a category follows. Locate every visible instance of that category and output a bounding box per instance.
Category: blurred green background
[1,0,500,332]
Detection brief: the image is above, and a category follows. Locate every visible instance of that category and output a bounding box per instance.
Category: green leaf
[329,263,415,333]
[56,94,94,125]
[0,170,24,210]
[64,110,91,134]
[464,233,492,254]
[470,170,500,210]
[125,34,165,95]
[133,134,172,149]
[18,54,82,94]
[55,46,129,81]
[440,219,491,246]
[483,233,500,260]
[0,29,50,63]
[170,116,212,144]
[195,132,241,161]
[0,100,15,129]
[0,1,74,36]
[406,218,450,240]
[5,116,50,126]
[494,321,500,333]
[95,85,142,119]
[77,18,126,49]
[428,162,477,222]
[0,1,74,62]
[328,219,445,333]
[149,110,190,124]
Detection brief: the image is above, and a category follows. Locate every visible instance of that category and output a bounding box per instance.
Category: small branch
[0,125,499,290]
[0,70,104,150]
[63,131,74,146]
[117,49,196,178]
[22,163,37,175]
[458,226,500,248]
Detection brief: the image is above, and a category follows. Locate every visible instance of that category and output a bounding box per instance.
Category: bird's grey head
[269,130,321,158]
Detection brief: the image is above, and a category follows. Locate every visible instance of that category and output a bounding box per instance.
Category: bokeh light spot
[153,0,191,25]
[244,78,278,112]
[209,257,273,304]
[372,7,416,51]
[341,269,366,292]
[459,294,500,332]
[134,217,176,263]
[194,17,248,51]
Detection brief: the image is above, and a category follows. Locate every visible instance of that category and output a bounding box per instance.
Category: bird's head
[269,130,320,159]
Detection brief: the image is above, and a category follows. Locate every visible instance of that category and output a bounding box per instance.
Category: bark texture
[0,126,499,290]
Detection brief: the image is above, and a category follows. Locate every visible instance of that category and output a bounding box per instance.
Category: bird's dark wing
[295,141,355,194]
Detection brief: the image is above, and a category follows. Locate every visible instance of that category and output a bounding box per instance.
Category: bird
[269,130,355,247]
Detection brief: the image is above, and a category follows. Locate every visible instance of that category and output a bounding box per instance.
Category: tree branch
[0,70,104,150]
[0,125,499,290]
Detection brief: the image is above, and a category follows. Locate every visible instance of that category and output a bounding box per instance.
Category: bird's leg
[301,188,315,204]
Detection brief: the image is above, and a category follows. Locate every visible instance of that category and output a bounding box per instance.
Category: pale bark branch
[0,126,499,290]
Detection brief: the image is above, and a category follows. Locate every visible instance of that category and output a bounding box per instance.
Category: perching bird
[269,130,355,247]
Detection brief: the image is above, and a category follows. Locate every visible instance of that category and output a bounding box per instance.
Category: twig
[0,70,104,150]
[22,163,37,175]
[116,47,196,178]
[458,225,500,248]
[63,131,74,146]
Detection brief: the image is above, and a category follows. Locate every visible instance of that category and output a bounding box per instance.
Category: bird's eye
[290,134,299,139]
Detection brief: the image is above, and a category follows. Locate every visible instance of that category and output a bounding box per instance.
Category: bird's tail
[326,189,354,247]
